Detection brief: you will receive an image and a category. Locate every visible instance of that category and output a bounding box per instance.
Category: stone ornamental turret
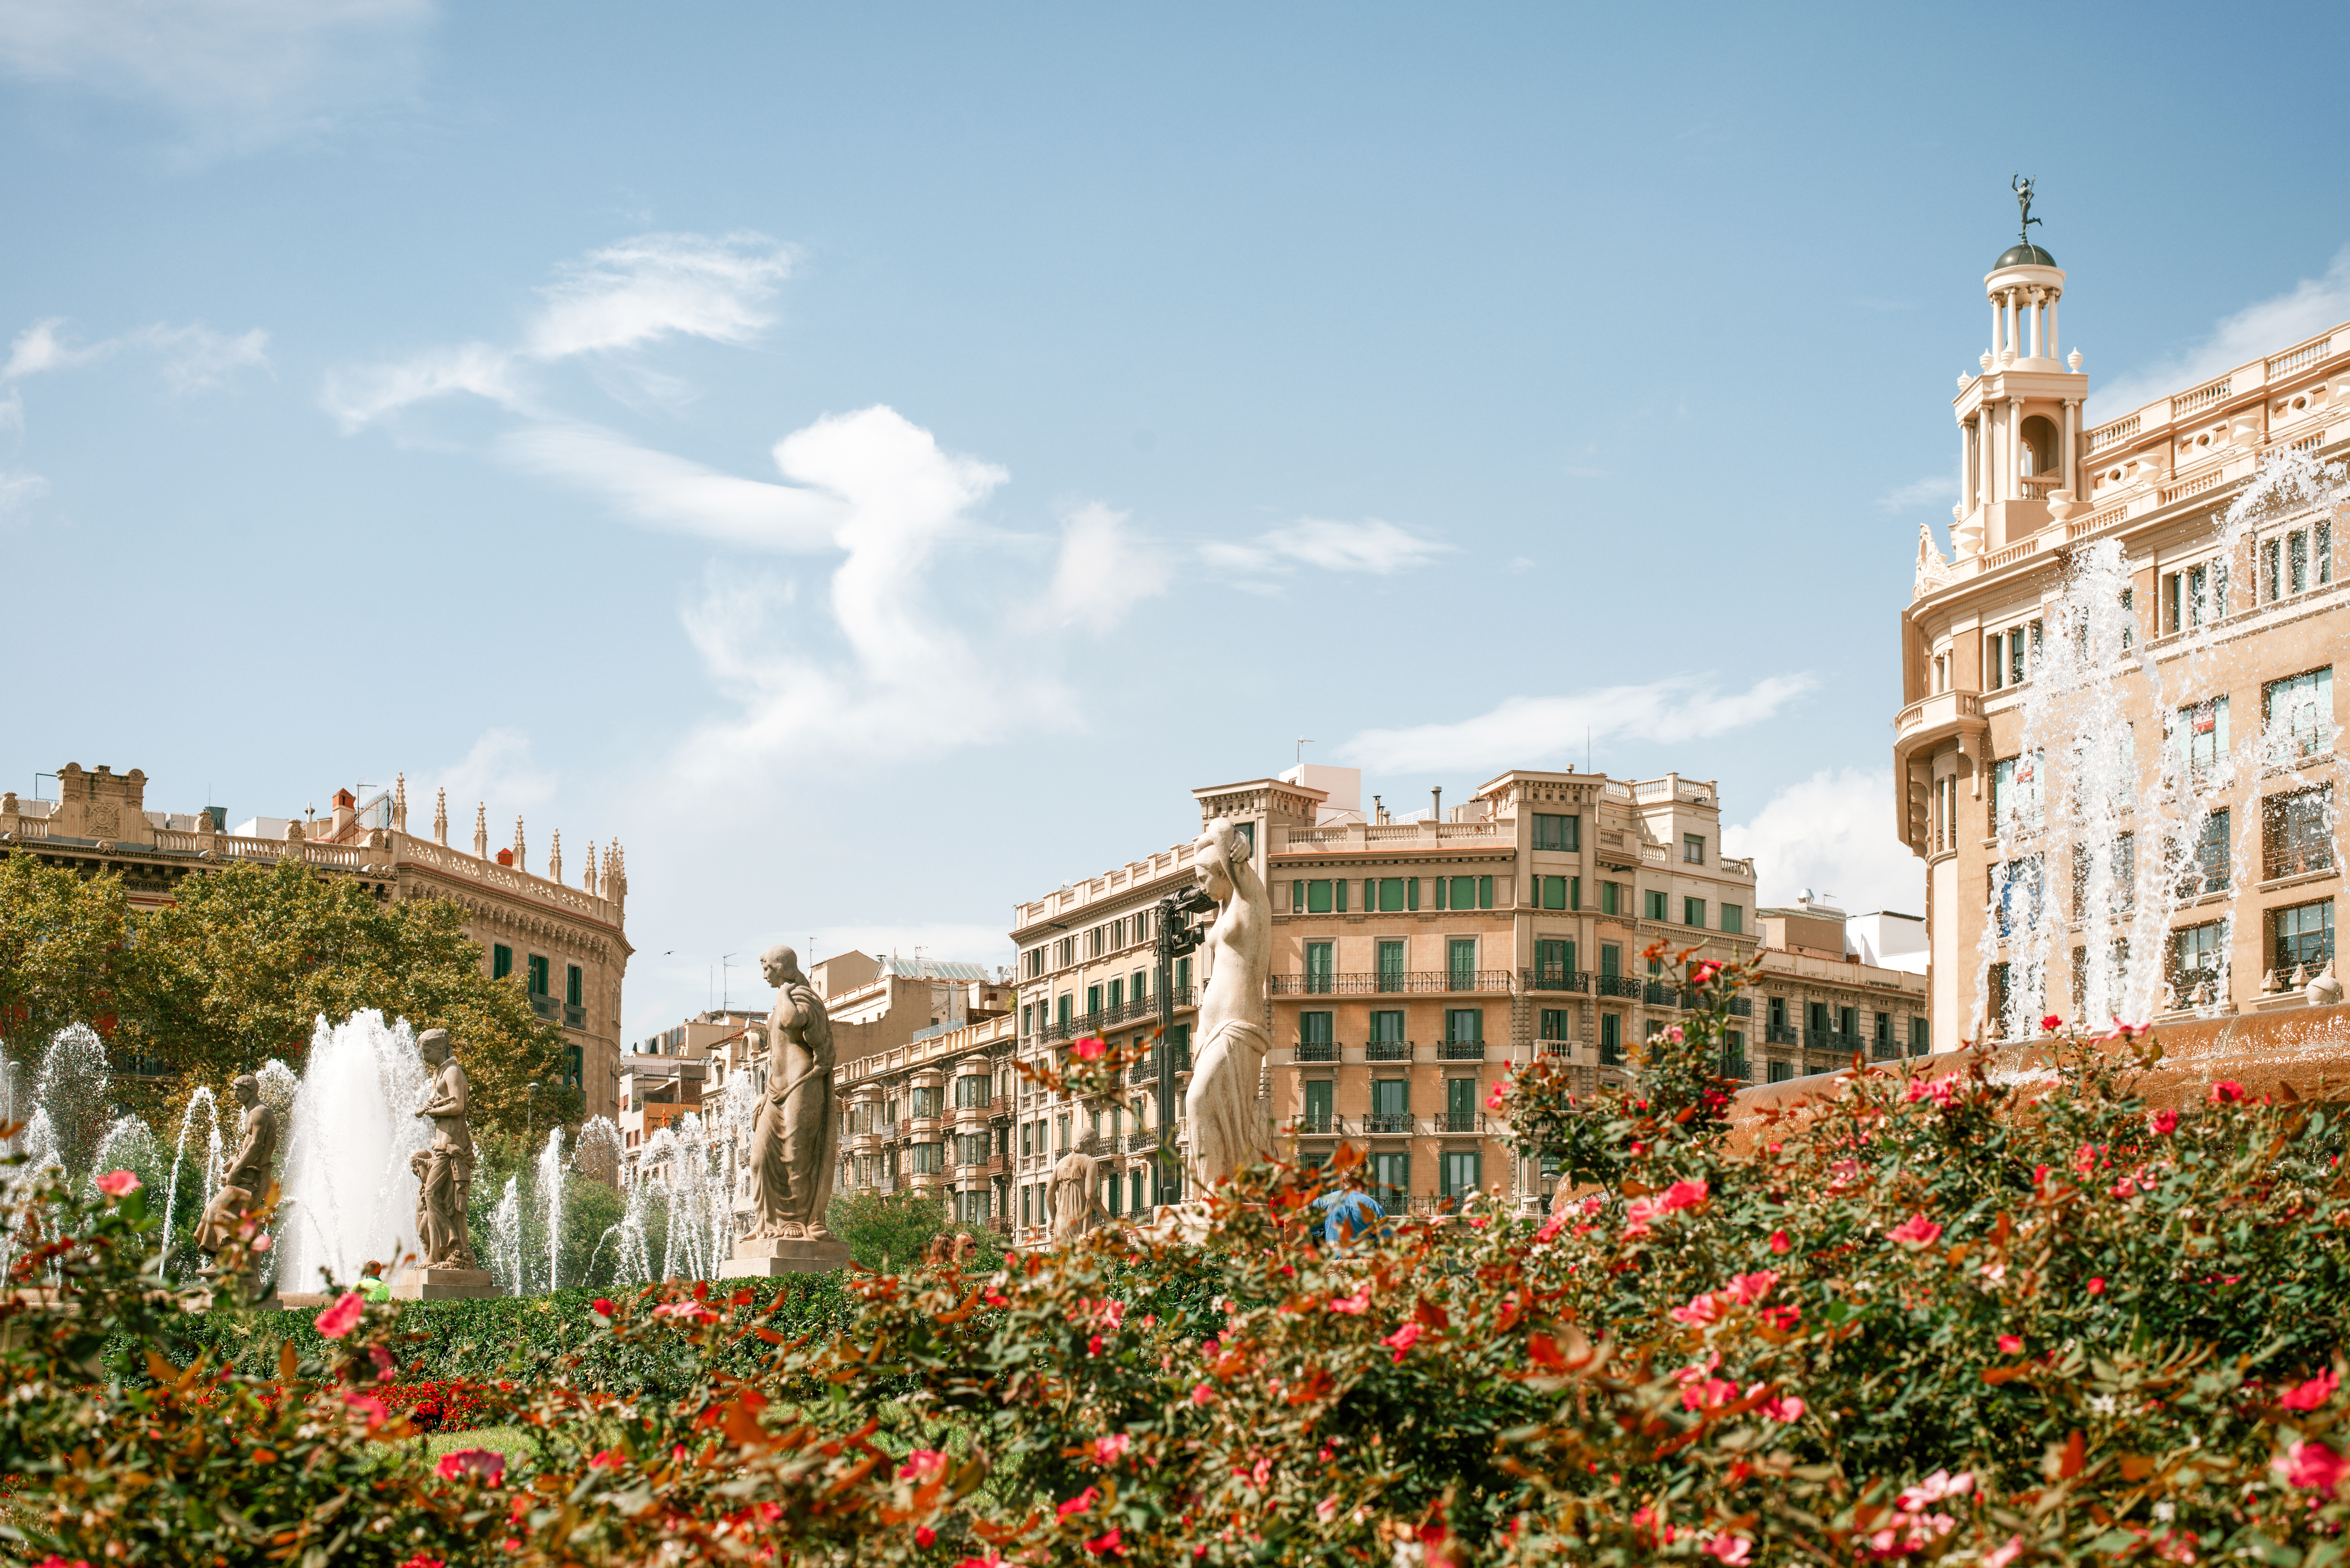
[549,830,563,885]
[393,774,409,833]
[433,787,448,846]
[513,816,527,873]
[584,839,599,897]
[472,803,489,859]
[1948,177,2090,561]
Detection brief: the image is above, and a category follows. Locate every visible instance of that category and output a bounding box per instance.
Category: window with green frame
[1434,876,1492,910]
[1086,984,1102,1016]
[1533,813,1580,851]
[492,944,513,980]
[1106,978,1122,1011]
[1368,1009,1405,1043]
[1539,874,1578,909]
[1538,1008,1572,1041]
[1720,1032,1745,1079]
[566,964,583,1007]
[564,1044,583,1087]
[1305,942,1334,992]
[1599,1012,1622,1065]
[1302,1079,1333,1128]
[1299,1010,1334,1045]
[1535,937,1574,982]
[1370,1151,1410,1209]
[1441,1149,1482,1199]
[1644,889,1667,921]
[527,954,550,995]
[1445,1008,1483,1043]
[1292,879,1348,914]
[1376,877,1409,911]
[1599,943,1621,976]
[1371,1079,1409,1116]
[1683,896,1705,927]
[1447,937,1477,986]
[1721,903,1744,935]
[1445,1077,1477,1125]
[1375,940,1406,989]
[1768,1060,1793,1083]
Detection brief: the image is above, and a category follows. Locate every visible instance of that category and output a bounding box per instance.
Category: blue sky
[5,2,2349,1035]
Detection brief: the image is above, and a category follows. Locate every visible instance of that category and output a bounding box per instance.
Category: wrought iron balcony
[1288,1114,1344,1136]
[1594,973,1643,999]
[1364,1040,1413,1062]
[1437,1041,1486,1061]
[1765,1024,1800,1045]
[1524,969,1591,993]
[1272,970,1514,995]
[1432,1111,1481,1133]
[1294,1039,1338,1062]
[1364,1111,1415,1134]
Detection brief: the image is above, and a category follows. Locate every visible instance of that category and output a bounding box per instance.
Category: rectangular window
[1304,941,1334,993]
[1644,889,1667,921]
[1444,1076,1477,1130]
[1874,1011,1890,1042]
[1535,937,1574,983]
[1684,833,1705,864]
[2180,696,2230,780]
[1533,813,1581,851]
[1988,629,2004,689]
[1479,874,1493,909]
[1448,937,1477,988]
[1683,896,1705,927]
[1302,1078,1333,1130]
[1721,1031,1745,1080]
[1840,1005,1858,1038]
[1021,1003,1033,1037]
[1131,1170,1145,1213]
[1132,969,1147,1001]
[1371,1079,1410,1117]
[1721,903,1744,935]
[1767,1060,1793,1083]
[1375,939,1405,991]
[2164,572,2182,635]
[2172,922,2226,995]
[1025,948,1044,978]
[2275,900,2334,971]
[2184,808,2231,897]
[956,1074,989,1108]
[1299,1010,1334,1046]
[1106,978,1122,1013]
[1056,1114,1070,1151]
[1085,984,1103,1017]
[1600,943,1621,977]
[566,964,583,1007]
[908,1143,942,1173]
[1369,1151,1410,1210]
[1539,1008,1572,1042]
[1021,1121,1033,1157]
[1378,877,1407,911]
[1369,1009,1405,1043]
[1175,958,1191,995]
[1600,880,1620,916]
[1910,1017,1931,1055]
[1992,752,2044,831]
[1441,1150,1481,1200]
[1445,1008,1483,1043]
[1599,1012,1622,1065]
[1407,877,1420,911]
[2072,832,2138,914]
[1570,875,1582,910]
[2264,787,2335,880]
[1537,874,1562,909]
[2121,587,2135,650]
[1057,994,1073,1029]
[2264,668,2334,760]
[492,943,513,980]
[527,954,550,995]
[1443,875,1473,911]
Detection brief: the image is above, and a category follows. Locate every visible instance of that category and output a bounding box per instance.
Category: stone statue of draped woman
[1182,816,1273,1191]
[749,945,838,1239]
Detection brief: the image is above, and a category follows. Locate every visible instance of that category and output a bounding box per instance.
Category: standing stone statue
[725,945,853,1275]
[194,1073,278,1300]
[1183,816,1273,1192]
[1050,1148,1096,1244]
[396,1029,498,1299]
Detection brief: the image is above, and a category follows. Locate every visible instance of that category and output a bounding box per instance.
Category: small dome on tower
[1995,242,2057,269]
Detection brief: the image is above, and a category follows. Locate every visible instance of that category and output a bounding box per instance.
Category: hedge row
[135,1276,855,1392]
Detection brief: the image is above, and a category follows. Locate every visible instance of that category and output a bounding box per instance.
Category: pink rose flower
[1093,1432,1131,1465]
[314,1290,365,1340]
[1381,1322,1422,1363]
[1071,1037,1107,1061]
[2150,1108,2179,1136]
[2212,1080,2245,1104]
[898,1449,948,1483]
[1998,1334,2023,1354]
[2282,1370,2340,1412]
[435,1447,506,1485]
[1327,1287,1371,1315]
[1704,1534,1752,1564]
[1768,1229,1792,1255]
[95,1169,140,1198]
[1887,1214,1943,1248]
[2278,1440,2349,1493]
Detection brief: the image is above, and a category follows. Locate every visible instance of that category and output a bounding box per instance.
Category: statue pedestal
[720,1236,853,1276]
[392,1268,501,1301]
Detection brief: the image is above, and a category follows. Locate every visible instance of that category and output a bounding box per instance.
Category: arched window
[2019,415,2060,475]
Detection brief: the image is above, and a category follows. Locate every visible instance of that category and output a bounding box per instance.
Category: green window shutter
[1434,876,1447,910]
[1407,878,1419,910]
[1571,876,1581,910]
[1451,876,1475,909]
[1336,878,1348,913]
[1479,875,1493,909]
[1294,879,1306,912]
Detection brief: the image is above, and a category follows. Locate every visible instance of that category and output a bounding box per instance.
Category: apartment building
[1897,225,2345,1043]
[1751,898,1931,1080]
[814,951,1015,1067]
[834,1011,1020,1231]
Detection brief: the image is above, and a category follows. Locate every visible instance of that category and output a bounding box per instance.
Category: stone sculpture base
[720,1236,855,1276]
[392,1267,501,1301]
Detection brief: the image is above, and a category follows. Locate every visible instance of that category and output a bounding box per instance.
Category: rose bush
[3,950,2346,1564]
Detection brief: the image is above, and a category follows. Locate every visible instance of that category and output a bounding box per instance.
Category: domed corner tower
[1948,188,2089,563]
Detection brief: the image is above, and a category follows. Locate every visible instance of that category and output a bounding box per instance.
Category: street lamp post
[1150,886,1214,1209]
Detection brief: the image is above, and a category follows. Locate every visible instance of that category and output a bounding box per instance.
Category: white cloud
[1722,767,1923,915]
[1875,474,1958,513]
[430,728,556,822]
[498,423,842,551]
[1336,672,1816,774]
[671,405,1067,771]
[325,232,793,429]
[0,0,433,157]
[0,466,49,523]
[4,317,270,391]
[2089,244,2350,423]
[1205,516,1450,578]
[1039,502,1169,633]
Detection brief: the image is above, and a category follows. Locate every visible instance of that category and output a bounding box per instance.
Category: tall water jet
[32,1025,110,1185]
[163,1087,223,1273]
[535,1127,565,1293]
[277,1012,430,1295]
[489,1175,525,1295]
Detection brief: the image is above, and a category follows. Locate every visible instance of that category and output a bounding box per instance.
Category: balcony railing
[2265,839,2336,881]
[1288,1114,1344,1136]
[1364,1112,1415,1134]
[1432,1111,1481,1133]
[1524,969,1590,993]
[1643,981,1680,1007]
[1272,970,1514,995]
[1125,1129,1163,1153]
[1804,1028,1855,1054]
[1765,1024,1800,1045]
[1723,996,1753,1018]
[1294,1039,1338,1062]
[1364,1040,1413,1062]
[1037,989,1194,1043]
[1437,1041,1486,1061]
[1128,1048,1193,1084]
[529,993,559,1022]
[1594,974,1643,999]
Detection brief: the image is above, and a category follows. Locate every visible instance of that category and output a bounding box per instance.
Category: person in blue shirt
[1313,1173,1388,1249]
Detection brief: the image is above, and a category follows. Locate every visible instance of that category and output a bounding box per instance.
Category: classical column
[1960,419,1974,513]
[1979,403,1995,507]
[2027,289,2043,360]
[1989,294,2003,361]
[2003,292,2018,362]
[2064,399,2080,503]
[2048,292,2060,365]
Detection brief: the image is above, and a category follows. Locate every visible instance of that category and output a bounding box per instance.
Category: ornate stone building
[1897,226,2344,1044]
[0,766,633,1120]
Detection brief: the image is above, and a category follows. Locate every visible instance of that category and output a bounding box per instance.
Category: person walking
[357,1259,392,1304]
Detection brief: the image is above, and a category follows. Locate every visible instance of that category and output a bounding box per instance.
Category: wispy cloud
[1202,517,1450,578]
[498,422,842,551]
[1875,474,1958,513]
[4,318,271,392]
[0,0,434,159]
[431,728,557,819]
[2089,243,2350,422]
[1039,502,1169,634]
[1335,672,1816,774]
[1722,766,1922,914]
[0,467,49,526]
[323,232,794,430]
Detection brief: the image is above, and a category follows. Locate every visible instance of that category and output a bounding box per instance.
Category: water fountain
[1977,447,2345,1041]
[601,1073,760,1287]
[276,1011,431,1296]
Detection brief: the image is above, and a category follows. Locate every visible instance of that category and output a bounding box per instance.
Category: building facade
[0,766,634,1120]
[1896,232,2344,1043]
[1750,897,1931,1080]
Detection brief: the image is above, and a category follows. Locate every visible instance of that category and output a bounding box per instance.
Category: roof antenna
[1295,736,1313,769]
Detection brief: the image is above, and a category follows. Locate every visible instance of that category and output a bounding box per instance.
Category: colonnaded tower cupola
[1949,176,2091,562]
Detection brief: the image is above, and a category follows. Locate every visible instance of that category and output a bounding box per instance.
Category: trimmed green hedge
[136,1276,855,1394]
